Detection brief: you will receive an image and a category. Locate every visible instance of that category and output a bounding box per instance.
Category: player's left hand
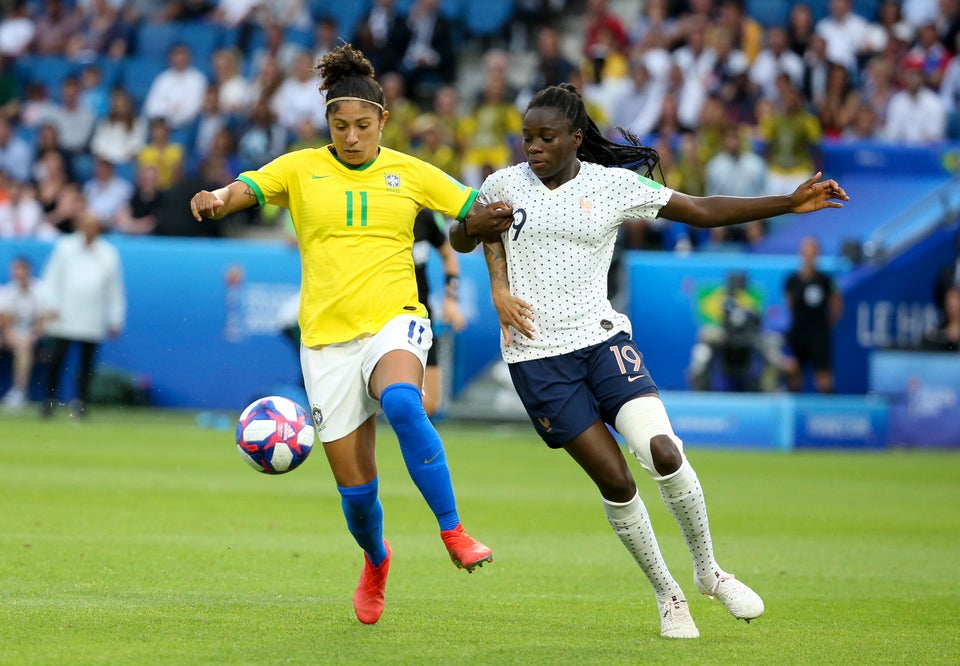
[790,172,849,214]
[492,289,535,345]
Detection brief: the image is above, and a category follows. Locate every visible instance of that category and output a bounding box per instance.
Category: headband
[325,96,385,111]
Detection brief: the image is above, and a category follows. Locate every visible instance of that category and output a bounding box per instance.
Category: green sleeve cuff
[455,189,479,221]
[237,175,265,208]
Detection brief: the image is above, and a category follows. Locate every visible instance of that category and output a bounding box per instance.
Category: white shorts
[301,314,433,442]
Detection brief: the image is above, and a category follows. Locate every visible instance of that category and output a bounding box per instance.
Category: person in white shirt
[40,210,126,417]
[0,256,51,408]
[142,42,208,129]
[814,0,870,72]
[750,26,805,102]
[90,88,148,166]
[884,56,947,143]
[269,51,328,134]
[82,157,134,228]
[451,83,849,639]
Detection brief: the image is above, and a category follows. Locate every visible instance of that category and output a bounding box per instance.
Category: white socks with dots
[603,492,684,603]
[657,461,719,582]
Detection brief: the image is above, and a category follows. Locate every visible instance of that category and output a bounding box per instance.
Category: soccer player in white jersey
[450,83,849,638]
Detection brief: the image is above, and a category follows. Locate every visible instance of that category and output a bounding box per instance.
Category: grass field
[1,408,959,665]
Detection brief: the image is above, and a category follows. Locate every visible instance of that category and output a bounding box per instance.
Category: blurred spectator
[0,256,51,409]
[801,34,830,109]
[138,117,185,190]
[66,0,131,59]
[0,58,17,122]
[815,0,869,73]
[939,33,960,118]
[313,17,339,62]
[212,47,253,118]
[113,163,164,235]
[249,21,304,77]
[817,63,859,138]
[863,0,913,59]
[512,0,563,52]
[907,19,949,90]
[583,0,628,61]
[938,0,960,55]
[923,286,960,352]
[379,72,418,153]
[787,2,816,57]
[18,83,56,130]
[192,87,227,157]
[610,57,666,139]
[399,0,457,105]
[883,55,946,143]
[153,158,226,237]
[750,26,804,102]
[705,126,767,245]
[34,149,75,218]
[714,0,763,65]
[36,76,96,158]
[270,51,327,134]
[0,178,48,239]
[33,0,84,56]
[782,236,842,393]
[477,50,520,106]
[249,54,285,107]
[0,117,34,183]
[165,0,215,21]
[90,88,147,166]
[41,210,126,418]
[859,55,897,125]
[526,26,576,97]
[759,78,822,195]
[355,0,406,76]
[581,23,630,88]
[411,113,460,179]
[34,123,74,181]
[902,0,940,27]
[78,63,111,119]
[842,101,883,139]
[459,74,523,189]
[259,0,310,29]
[199,126,240,177]
[45,182,85,233]
[237,100,286,173]
[288,117,326,151]
[82,156,134,227]
[143,42,208,129]
[431,85,469,156]
[0,1,36,58]
[672,18,712,129]
[630,0,679,50]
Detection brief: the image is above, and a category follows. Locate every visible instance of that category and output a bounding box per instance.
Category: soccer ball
[235,396,315,474]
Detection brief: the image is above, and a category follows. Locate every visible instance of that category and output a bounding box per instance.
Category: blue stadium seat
[136,21,224,63]
[853,0,880,20]
[310,0,372,42]
[177,21,226,62]
[397,0,463,19]
[13,56,81,99]
[747,0,788,27]
[120,56,168,107]
[463,0,515,38]
[134,22,183,60]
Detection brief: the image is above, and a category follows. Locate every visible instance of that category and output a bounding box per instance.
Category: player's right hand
[470,201,514,242]
[191,190,225,221]
[492,289,535,345]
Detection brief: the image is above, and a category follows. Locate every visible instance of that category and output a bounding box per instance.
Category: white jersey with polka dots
[479,161,674,363]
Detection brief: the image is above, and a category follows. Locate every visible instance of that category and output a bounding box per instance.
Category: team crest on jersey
[385,173,401,188]
[312,404,326,431]
[579,196,593,222]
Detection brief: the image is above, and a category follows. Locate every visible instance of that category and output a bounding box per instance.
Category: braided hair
[526,83,660,177]
[316,44,385,117]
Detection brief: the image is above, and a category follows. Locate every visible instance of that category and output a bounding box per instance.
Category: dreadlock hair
[526,83,660,178]
[316,43,385,117]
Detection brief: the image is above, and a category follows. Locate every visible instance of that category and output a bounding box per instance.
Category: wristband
[445,275,460,298]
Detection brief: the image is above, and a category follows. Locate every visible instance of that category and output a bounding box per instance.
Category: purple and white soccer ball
[235,396,315,474]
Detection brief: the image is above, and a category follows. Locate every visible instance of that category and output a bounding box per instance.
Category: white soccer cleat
[695,571,764,621]
[660,595,700,639]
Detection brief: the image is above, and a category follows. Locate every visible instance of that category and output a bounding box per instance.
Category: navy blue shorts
[508,331,659,447]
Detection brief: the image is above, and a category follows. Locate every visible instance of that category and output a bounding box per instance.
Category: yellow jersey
[238,146,477,346]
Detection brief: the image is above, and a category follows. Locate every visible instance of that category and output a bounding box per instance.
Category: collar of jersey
[328,145,379,171]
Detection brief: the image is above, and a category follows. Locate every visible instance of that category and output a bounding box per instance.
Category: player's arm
[659,173,848,229]
[190,180,259,221]
[483,240,535,344]
[449,199,514,253]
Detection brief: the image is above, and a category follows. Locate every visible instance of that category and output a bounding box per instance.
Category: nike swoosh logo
[311,174,329,179]
[423,451,441,464]
[627,375,647,382]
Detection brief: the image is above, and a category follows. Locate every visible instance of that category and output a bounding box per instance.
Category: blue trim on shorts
[508,331,659,447]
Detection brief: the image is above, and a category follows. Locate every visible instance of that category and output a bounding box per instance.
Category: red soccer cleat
[353,540,391,624]
[440,524,493,573]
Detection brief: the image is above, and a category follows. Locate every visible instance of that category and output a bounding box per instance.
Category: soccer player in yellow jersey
[190,44,513,625]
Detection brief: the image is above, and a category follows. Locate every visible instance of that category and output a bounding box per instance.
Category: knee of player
[650,434,683,476]
[599,472,638,503]
[379,382,425,423]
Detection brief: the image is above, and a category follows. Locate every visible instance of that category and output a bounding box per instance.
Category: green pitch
[1,409,958,665]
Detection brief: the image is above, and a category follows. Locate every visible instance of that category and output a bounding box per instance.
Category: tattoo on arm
[483,242,509,292]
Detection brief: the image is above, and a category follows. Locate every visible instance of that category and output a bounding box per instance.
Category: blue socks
[337,479,387,566]
[379,382,460,531]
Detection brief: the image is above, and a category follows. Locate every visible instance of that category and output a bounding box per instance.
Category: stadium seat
[12,56,81,100]
[747,0,788,27]
[853,0,879,21]
[463,0,515,38]
[134,22,183,60]
[119,56,168,107]
[396,0,463,19]
[309,0,373,42]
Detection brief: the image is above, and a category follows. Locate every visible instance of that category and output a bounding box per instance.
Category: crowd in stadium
[0,0,958,247]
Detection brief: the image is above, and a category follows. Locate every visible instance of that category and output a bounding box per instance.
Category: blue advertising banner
[869,350,960,447]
